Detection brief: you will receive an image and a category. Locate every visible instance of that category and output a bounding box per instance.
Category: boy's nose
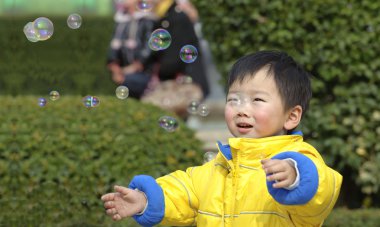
[237,111,248,117]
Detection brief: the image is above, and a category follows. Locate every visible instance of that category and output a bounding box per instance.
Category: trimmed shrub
[0,96,204,226]
[0,16,115,95]
[324,208,380,227]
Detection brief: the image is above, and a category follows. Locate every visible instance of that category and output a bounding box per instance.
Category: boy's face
[225,68,290,138]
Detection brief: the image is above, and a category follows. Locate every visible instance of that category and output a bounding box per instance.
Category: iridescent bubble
[136,0,153,12]
[198,103,210,117]
[158,116,178,132]
[115,85,129,99]
[49,90,60,101]
[203,151,217,163]
[33,17,54,41]
[82,95,100,108]
[148,29,171,51]
[227,94,250,111]
[180,45,198,63]
[23,22,39,42]
[67,13,82,29]
[38,98,47,107]
[187,100,200,114]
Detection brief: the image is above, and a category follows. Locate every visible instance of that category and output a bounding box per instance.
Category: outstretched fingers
[101,193,116,202]
[112,213,122,221]
[106,208,117,216]
[104,201,115,209]
[114,185,132,197]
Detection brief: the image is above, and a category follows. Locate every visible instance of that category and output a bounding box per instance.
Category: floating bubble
[23,22,39,42]
[38,98,47,107]
[227,94,251,110]
[161,20,170,28]
[204,151,217,163]
[49,90,60,101]
[148,29,171,51]
[198,103,210,117]
[67,13,82,29]
[187,100,200,114]
[179,45,198,63]
[158,116,178,132]
[161,97,173,108]
[115,85,129,99]
[33,17,54,41]
[82,95,100,108]
[136,0,153,12]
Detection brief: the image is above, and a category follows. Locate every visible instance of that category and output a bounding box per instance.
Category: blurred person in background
[107,0,156,99]
[107,0,211,116]
[149,0,210,97]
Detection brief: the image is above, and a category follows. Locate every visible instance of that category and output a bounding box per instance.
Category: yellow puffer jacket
[156,135,342,227]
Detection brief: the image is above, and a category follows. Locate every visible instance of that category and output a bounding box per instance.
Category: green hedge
[0,96,204,226]
[324,208,380,227]
[0,16,115,95]
[193,0,380,208]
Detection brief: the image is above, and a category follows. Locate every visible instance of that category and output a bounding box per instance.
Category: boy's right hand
[101,185,147,221]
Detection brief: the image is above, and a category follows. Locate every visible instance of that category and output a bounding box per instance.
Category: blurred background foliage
[0,0,380,225]
[0,96,203,226]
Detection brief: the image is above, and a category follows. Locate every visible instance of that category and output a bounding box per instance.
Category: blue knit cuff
[266,151,319,205]
[128,175,165,227]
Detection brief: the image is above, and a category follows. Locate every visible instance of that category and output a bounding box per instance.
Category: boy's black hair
[227,50,312,118]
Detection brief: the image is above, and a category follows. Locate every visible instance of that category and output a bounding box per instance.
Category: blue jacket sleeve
[128,175,165,227]
[266,151,319,205]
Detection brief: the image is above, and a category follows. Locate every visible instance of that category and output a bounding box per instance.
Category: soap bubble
[148,29,171,51]
[82,95,100,108]
[67,13,82,29]
[49,90,60,101]
[203,151,217,163]
[187,100,200,114]
[158,116,178,132]
[198,104,210,117]
[33,17,54,41]
[38,98,47,107]
[179,45,198,63]
[115,86,129,99]
[136,0,153,12]
[23,22,39,42]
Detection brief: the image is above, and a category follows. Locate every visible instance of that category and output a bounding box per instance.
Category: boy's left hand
[261,159,296,189]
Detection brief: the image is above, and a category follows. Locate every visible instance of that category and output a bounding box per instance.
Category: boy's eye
[227,98,241,106]
[253,98,264,102]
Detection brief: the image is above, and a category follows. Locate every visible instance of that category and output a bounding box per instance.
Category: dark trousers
[122,72,151,99]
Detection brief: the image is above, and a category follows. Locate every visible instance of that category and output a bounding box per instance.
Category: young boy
[101,50,342,226]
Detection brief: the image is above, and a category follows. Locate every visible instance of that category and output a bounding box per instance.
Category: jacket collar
[216,132,304,168]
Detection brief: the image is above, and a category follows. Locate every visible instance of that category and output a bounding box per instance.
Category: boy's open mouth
[237,123,253,128]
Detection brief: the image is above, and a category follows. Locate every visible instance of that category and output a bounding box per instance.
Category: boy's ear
[284,105,302,131]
